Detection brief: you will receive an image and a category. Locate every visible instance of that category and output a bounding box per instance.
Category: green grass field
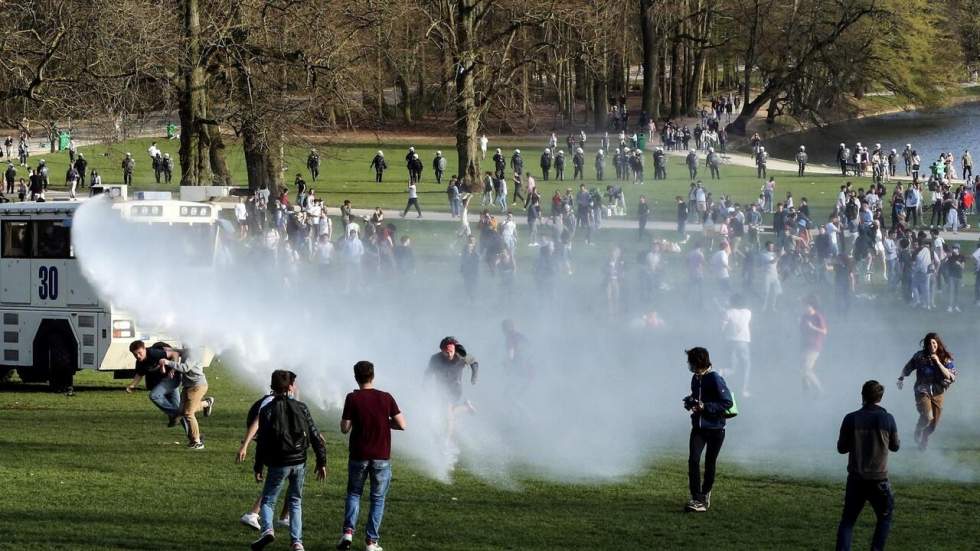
[13,134,931,229]
[4,136,980,550]
[2,365,979,551]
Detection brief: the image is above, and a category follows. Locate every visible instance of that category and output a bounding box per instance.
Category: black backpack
[262,397,309,458]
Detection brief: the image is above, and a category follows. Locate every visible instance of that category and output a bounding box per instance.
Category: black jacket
[837,404,899,480]
[255,396,327,472]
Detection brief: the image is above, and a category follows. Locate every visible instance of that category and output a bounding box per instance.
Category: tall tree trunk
[242,118,282,192]
[395,75,412,125]
[639,0,662,119]
[669,31,680,117]
[178,0,212,186]
[593,77,608,132]
[454,0,480,190]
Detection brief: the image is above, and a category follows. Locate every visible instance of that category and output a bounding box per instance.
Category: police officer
[796,145,808,177]
[540,148,552,181]
[573,148,585,180]
[370,150,387,183]
[307,148,321,181]
[493,148,506,180]
[121,153,134,186]
[162,154,174,184]
[74,153,88,188]
[409,153,423,184]
[554,150,565,181]
[686,149,699,180]
[510,149,523,178]
[706,148,721,180]
[433,150,447,185]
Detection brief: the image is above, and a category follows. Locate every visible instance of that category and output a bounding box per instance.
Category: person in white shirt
[147,142,161,161]
[721,294,752,397]
[760,241,782,311]
[343,228,365,293]
[710,241,731,292]
[317,203,332,240]
[479,135,489,160]
[401,182,422,218]
[911,241,933,308]
[883,229,898,285]
[500,213,517,256]
[234,198,248,239]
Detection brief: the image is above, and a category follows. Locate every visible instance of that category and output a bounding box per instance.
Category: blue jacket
[691,371,734,430]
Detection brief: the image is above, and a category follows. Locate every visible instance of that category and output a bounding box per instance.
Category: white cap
[409,146,415,151]
[544,148,550,153]
[514,149,520,154]
[840,143,845,147]
[891,149,896,153]
[708,147,714,152]
[413,154,419,159]
[378,150,383,156]
[760,147,765,151]
[126,152,131,156]
[496,148,501,153]
[690,149,695,153]
[576,147,583,154]
[906,144,911,147]
[436,150,442,155]
[800,145,805,150]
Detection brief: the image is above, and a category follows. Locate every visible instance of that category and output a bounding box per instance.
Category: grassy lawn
[2,364,978,551]
[4,138,980,551]
[13,135,929,229]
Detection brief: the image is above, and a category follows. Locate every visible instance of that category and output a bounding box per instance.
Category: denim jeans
[148,376,181,418]
[260,464,306,544]
[836,476,893,551]
[344,460,392,543]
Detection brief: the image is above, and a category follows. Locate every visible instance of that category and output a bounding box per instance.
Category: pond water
[759,102,980,167]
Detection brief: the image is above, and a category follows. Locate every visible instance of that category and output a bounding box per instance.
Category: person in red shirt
[800,294,828,394]
[337,361,406,551]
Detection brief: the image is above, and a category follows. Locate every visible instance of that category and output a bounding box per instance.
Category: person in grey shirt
[161,349,214,450]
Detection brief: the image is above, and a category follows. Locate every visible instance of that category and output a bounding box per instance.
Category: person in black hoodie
[242,370,327,551]
[682,347,733,513]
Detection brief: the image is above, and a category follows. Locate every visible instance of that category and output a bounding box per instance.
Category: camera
[683,395,698,410]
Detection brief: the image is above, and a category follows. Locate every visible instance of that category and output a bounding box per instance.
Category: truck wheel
[46,332,76,393]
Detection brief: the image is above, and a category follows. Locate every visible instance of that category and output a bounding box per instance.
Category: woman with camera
[897,332,957,450]
[683,347,734,513]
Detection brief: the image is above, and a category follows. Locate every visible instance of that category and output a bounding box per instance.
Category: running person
[897,332,957,450]
[425,337,479,446]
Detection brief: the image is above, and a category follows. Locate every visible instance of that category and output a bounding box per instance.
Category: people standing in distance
[682,347,734,513]
[336,361,406,551]
[835,380,900,551]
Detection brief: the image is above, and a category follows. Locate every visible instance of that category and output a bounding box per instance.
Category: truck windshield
[167,223,217,266]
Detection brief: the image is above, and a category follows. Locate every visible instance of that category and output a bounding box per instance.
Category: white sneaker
[240,513,261,531]
[336,533,353,550]
[366,543,384,551]
[276,516,290,528]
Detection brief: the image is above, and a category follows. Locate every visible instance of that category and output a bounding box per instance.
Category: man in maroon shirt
[337,361,406,551]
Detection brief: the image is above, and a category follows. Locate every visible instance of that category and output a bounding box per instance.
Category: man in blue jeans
[126,341,182,428]
[338,361,406,551]
[251,370,327,551]
[835,380,900,551]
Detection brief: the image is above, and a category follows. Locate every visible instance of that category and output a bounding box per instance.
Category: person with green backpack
[682,347,735,513]
[249,370,328,551]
